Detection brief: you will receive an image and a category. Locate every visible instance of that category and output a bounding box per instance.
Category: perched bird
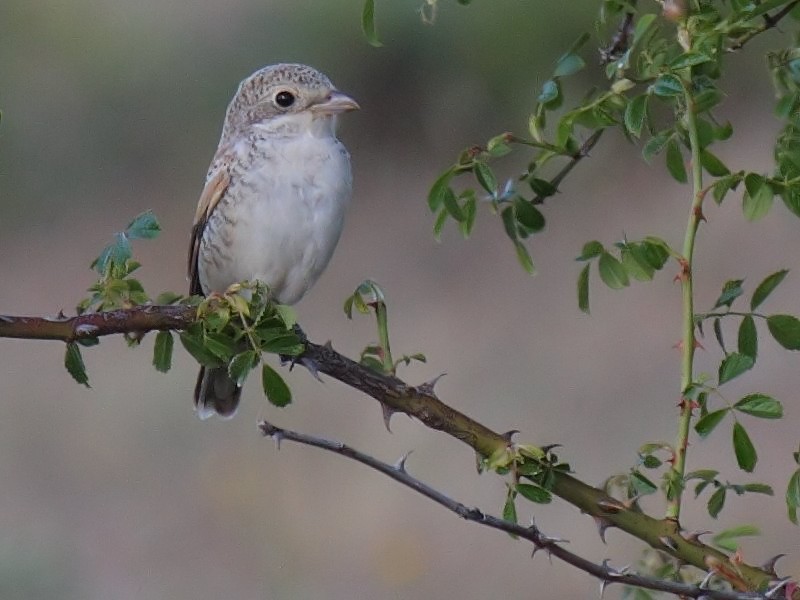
[188,63,359,419]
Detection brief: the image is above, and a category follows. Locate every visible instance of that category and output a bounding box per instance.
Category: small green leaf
[554,53,585,78]
[179,331,224,368]
[514,198,545,232]
[786,470,800,524]
[155,291,183,305]
[578,263,590,314]
[713,278,744,309]
[126,210,161,240]
[652,73,684,97]
[737,315,757,359]
[666,139,688,183]
[152,331,174,373]
[718,352,754,385]
[734,393,783,419]
[428,170,454,212]
[712,524,760,552]
[432,208,448,240]
[516,483,552,504]
[621,247,654,281]
[361,0,382,47]
[708,486,726,518]
[695,408,729,438]
[64,342,90,387]
[228,350,259,386]
[742,173,774,221]
[261,334,304,356]
[624,94,648,138]
[699,149,730,176]
[514,241,536,275]
[598,252,629,289]
[529,178,557,199]
[460,191,477,238]
[733,422,757,472]
[474,161,497,195]
[767,314,800,350]
[641,238,670,269]
[669,51,711,69]
[442,187,465,222]
[630,470,658,495]
[502,491,518,525]
[577,240,604,261]
[642,131,670,162]
[261,363,292,407]
[538,79,560,106]
[741,483,773,495]
[751,269,789,310]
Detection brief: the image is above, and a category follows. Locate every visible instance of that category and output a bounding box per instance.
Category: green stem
[666,73,705,522]
[375,299,394,374]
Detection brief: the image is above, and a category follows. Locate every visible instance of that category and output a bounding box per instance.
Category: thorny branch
[728,0,800,51]
[0,305,793,596]
[258,420,776,600]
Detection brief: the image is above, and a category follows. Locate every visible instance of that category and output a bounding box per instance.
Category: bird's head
[222,63,359,140]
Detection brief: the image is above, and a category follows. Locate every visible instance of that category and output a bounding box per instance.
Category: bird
[188,63,359,419]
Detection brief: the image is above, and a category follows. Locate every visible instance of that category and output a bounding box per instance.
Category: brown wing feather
[188,165,231,296]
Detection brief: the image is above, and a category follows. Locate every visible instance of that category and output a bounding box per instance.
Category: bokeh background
[2,1,799,598]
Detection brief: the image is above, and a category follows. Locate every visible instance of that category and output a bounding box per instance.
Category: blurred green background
[1,1,799,598]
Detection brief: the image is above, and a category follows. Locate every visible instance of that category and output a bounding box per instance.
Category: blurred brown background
[1,1,799,598]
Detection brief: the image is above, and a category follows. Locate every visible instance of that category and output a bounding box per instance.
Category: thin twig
[532,130,604,206]
[728,0,800,51]
[257,419,769,600]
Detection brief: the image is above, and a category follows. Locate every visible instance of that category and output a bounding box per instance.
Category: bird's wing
[188,158,232,296]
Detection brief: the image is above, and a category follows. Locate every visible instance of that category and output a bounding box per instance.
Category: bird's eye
[274,90,295,108]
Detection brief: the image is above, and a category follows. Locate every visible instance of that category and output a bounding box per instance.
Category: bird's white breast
[199,128,352,305]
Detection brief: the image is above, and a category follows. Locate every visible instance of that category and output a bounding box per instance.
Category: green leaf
[767,314,800,350]
[598,252,629,289]
[742,173,774,221]
[578,263,590,314]
[179,331,224,368]
[126,210,161,240]
[641,238,670,269]
[554,53,585,78]
[741,483,773,495]
[695,408,729,438]
[460,191,477,238]
[432,208,448,240]
[442,187,465,222]
[577,240,604,261]
[734,393,783,419]
[502,491,518,525]
[713,279,744,309]
[733,422,757,472]
[516,483,552,504]
[642,131,670,162]
[652,73,684,98]
[529,178,557,199]
[665,139,687,183]
[64,342,90,387]
[538,79,560,106]
[699,149,730,176]
[474,161,497,195]
[786,470,800,524]
[228,350,259,386]
[261,363,292,407]
[428,170,454,212]
[708,486,726,518]
[712,524,760,552]
[624,94,648,138]
[261,334,304,355]
[751,269,789,310]
[152,331,174,373]
[718,352,754,385]
[669,52,711,69]
[630,470,657,495]
[361,0,382,47]
[621,247,654,281]
[274,304,297,330]
[737,315,757,359]
[514,241,535,275]
[514,198,545,233]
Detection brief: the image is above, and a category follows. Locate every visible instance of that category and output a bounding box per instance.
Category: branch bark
[0,305,791,596]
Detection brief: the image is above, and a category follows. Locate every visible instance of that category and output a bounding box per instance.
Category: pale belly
[198,135,351,305]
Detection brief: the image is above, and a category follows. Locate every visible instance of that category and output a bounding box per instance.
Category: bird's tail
[194,366,242,419]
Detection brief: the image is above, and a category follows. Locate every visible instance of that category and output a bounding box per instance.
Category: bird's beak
[312,91,360,115]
